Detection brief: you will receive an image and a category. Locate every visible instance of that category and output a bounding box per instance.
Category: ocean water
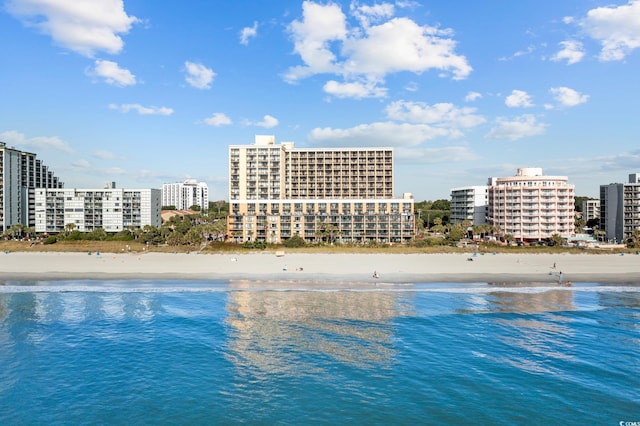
[1,280,639,425]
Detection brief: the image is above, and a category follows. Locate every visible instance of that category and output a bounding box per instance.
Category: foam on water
[1,282,639,294]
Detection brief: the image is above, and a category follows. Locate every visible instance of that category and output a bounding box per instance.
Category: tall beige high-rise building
[487,168,575,242]
[228,136,414,244]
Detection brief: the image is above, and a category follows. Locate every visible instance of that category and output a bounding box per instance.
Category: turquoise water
[1,281,639,425]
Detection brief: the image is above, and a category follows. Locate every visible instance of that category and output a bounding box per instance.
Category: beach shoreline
[1,251,639,284]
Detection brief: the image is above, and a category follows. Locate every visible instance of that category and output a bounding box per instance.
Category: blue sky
[1,0,639,201]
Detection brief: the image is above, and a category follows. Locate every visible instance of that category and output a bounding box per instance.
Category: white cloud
[485,115,547,141]
[552,40,585,65]
[580,0,640,61]
[308,121,451,147]
[395,146,478,163]
[465,91,482,102]
[350,2,395,27]
[405,81,419,92]
[72,159,91,169]
[88,59,136,86]
[0,130,75,154]
[108,103,173,115]
[255,115,279,128]
[286,1,347,81]
[94,150,117,160]
[341,17,471,79]
[184,61,215,89]
[505,90,533,108]
[6,0,138,57]
[386,100,485,129]
[240,21,258,45]
[550,87,589,107]
[204,113,232,127]
[323,79,387,98]
[285,1,471,98]
[499,45,536,61]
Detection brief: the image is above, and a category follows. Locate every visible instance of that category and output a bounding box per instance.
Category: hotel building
[34,183,161,233]
[228,136,415,244]
[487,168,575,242]
[450,185,488,226]
[599,173,640,244]
[0,141,63,232]
[162,179,209,211]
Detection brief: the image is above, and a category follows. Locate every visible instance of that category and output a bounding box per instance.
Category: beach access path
[1,251,640,283]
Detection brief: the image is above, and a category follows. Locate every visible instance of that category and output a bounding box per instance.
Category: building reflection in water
[487,283,575,314]
[485,283,576,375]
[224,281,411,374]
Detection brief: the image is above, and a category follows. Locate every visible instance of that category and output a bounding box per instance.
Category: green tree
[430,217,446,234]
[6,224,26,239]
[626,230,640,248]
[550,233,564,246]
[316,221,340,244]
[574,196,590,212]
[445,223,465,243]
[64,223,76,235]
[431,199,451,211]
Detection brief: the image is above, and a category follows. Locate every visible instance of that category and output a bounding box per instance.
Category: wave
[0,284,639,294]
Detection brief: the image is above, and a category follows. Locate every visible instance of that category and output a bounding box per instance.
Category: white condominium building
[450,186,488,226]
[0,141,63,232]
[162,179,209,211]
[34,186,161,233]
[581,199,600,222]
[228,136,414,244]
[487,168,575,242]
[600,173,640,244]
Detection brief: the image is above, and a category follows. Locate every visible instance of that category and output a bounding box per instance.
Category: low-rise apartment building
[34,184,161,233]
[581,199,600,222]
[450,186,488,226]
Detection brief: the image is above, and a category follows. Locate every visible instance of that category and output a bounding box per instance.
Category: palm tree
[64,223,76,235]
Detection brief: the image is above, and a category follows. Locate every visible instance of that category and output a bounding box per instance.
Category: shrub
[43,235,57,245]
[243,241,267,250]
[282,235,306,248]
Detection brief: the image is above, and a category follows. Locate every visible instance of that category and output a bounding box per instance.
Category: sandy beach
[0,250,639,284]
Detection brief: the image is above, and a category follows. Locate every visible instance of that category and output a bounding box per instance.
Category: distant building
[581,199,600,222]
[0,141,63,232]
[487,168,575,242]
[34,184,161,233]
[228,136,415,244]
[599,173,640,244]
[162,179,209,211]
[450,186,488,226]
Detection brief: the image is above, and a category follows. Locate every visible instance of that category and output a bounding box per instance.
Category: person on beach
[373,271,379,279]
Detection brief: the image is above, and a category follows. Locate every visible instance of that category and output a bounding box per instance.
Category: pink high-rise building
[487,168,575,242]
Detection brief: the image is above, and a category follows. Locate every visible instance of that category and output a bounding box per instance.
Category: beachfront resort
[1,137,640,247]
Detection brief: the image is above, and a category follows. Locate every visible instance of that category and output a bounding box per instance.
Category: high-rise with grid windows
[228,136,414,244]
[0,141,63,233]
[487,168,575,242]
